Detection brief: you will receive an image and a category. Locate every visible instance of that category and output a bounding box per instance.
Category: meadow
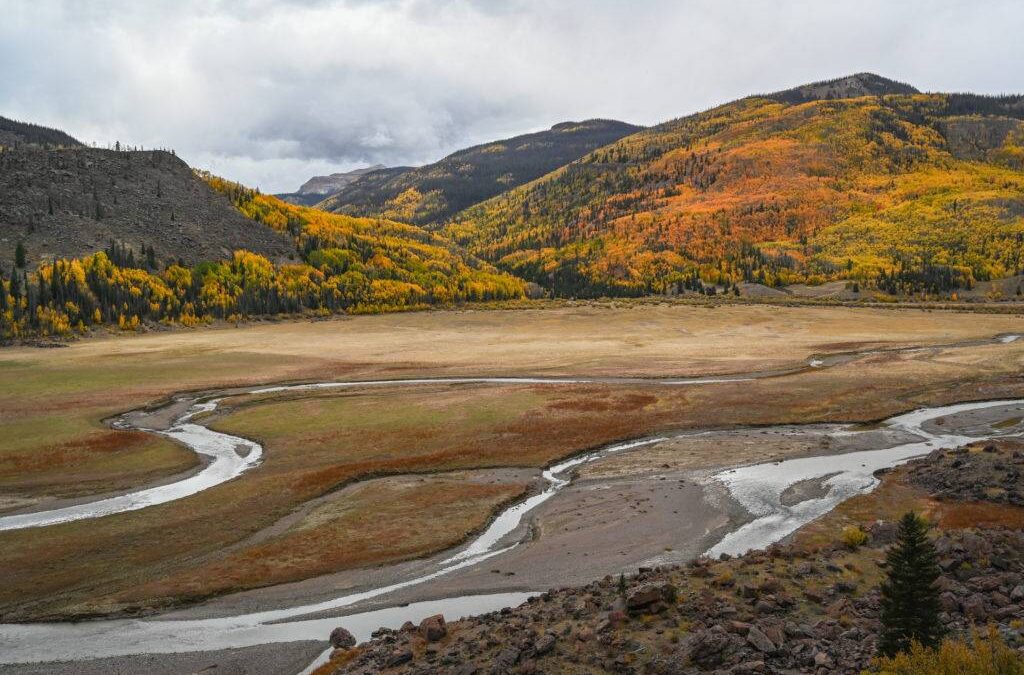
[2,303,1024,620]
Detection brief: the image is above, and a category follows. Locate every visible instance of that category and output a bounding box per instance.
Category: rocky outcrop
[906,440,1024,506]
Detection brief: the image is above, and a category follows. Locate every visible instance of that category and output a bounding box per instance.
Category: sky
[2,0,1023,193]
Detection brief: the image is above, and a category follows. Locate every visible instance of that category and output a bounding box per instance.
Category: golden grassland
[3,302,1022,502]
[1,304,1024,619]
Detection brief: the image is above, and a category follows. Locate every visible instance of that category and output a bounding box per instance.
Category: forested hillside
[0,175,523,339]
[447,74,1024,298]
[319,119,640,225]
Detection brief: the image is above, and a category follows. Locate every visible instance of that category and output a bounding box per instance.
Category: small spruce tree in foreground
[878,511,945,657]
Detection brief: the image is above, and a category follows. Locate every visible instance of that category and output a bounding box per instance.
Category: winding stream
[1,334,1022,668]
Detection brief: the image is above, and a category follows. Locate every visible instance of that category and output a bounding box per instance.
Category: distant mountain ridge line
[316,118,642,225]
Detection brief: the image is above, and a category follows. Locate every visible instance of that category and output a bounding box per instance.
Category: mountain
[318,119,642,225]
[0,162,523,338]
[275,165,385,206]
[762,72,919,104]
[0,145,293,269]
[0,115,83,149]
[446,75,1024,298]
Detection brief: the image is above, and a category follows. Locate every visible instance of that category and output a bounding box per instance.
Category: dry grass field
[2,304,1024,620]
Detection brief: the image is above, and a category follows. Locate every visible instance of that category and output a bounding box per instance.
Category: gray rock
[534,633,556,655]
[386,648,413,667]
[329,626,356,649]
[746,625,776,653]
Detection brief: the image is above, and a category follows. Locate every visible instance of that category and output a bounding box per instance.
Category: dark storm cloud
[1,0,1022,192]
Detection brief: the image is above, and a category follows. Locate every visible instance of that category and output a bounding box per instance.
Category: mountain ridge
[445,74,1024,298]
[275,165,387,206]
[318,119,641,225]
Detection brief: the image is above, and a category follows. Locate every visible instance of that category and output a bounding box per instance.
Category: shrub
[842,524,870,549]
[873,627,1024,674]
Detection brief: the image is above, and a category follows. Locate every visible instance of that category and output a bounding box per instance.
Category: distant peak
[296,165,386,195]
[764,73,919,104]
[550,119,640,132]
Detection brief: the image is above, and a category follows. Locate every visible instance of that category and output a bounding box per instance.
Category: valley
[1,303,1024,673]
[2,34,1024,674]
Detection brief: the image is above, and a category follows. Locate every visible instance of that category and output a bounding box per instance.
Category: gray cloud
[2,0,1022,192]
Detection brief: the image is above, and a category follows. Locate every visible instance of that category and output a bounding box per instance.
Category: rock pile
[905,440,1024,506]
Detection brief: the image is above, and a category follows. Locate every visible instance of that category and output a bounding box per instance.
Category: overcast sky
[2,0,1022,193]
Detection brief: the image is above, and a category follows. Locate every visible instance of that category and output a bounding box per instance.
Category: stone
[682,628,734,667]
[727,620,752,635]
[1011,585,1024,602]
[963,594,988,620]
[746,625,776,653]
[494,647,521,669]
[329,626,356,649]
[419,614,447,642]
[386,648,413,667]
[626,582,676,611]
[534,633,556,655]
[940,591,960,612]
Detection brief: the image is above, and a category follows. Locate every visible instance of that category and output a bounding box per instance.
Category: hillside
[0,172,523,339]
[275,165,385,206]
[318,119,641,225]
[0,146,294,268]
[446,74,1024,298]
[0,115,83,149]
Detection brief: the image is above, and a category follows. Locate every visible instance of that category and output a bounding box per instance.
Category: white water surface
[708,399,1024,556]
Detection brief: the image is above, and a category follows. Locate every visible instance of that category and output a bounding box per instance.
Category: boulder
[963,594,989,621]
[682,628,735,668]
[1011,585,1024,602]
[626,582,677,612]
[419,614,447,642]
[385,648,413,667]
[329,626,356,649]
[534,633,556,656]
[746,625,776,653]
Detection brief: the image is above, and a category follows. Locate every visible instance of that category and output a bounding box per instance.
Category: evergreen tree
[878,512,945,657]
[14,241,26,269]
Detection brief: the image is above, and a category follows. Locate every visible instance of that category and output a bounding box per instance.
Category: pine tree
[14,241,26,269]
[878,512,945,657]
